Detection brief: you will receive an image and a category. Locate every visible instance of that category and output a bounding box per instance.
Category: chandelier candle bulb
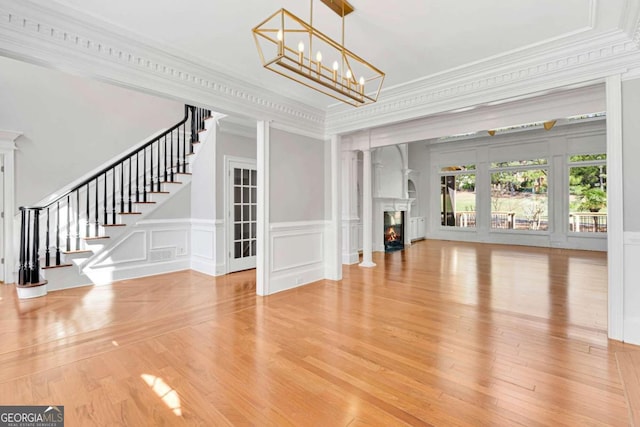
[316,51,322,74]
[359,76,365,95]
[332,61,339,82]
[298,41,305,64]
[276,29,283,56]
[345,69,352,88]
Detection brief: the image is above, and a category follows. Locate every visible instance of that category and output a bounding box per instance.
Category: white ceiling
[37,0,629,110]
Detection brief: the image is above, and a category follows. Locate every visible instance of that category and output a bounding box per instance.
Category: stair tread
[102,224,127,227]
[83,236,110,241]
[163,181,183,184]
[43,263,73,270]
[63,249,92,254]
[176,172,192,175]
[17,280,48,288]
[149,191,170,194]
[119,212,142,215]
[133,201,157,204]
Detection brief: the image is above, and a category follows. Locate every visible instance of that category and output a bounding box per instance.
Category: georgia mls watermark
[0,406,64,427]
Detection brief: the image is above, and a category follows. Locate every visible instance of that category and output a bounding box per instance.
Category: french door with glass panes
[228,160,257,272]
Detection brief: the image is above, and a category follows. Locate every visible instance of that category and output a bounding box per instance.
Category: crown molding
[4,1,640,143]
[0,0,326,138]
[0,129,22,143]
[341,84,606,151]
[326,30,640,135]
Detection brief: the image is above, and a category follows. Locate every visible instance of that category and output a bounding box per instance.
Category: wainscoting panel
[624,232,640,345]
[342,218,360,264]
[86,219,191,284]
[269,221,327,294]
[151,229,188,255]
[92,230,147,267]
[191,219,225,276]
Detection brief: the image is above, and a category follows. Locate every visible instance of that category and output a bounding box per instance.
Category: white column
[342,149,359,264]
[256,121,270,296]
[325,135,342,280]
[403,168,412,247]
[0,131,20,284]
[360,148,376,268]
[606,75,624,341]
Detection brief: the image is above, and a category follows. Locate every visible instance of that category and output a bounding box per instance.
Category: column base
[359,261,377,268]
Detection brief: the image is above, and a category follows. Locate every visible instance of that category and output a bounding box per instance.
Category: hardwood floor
[0,240,638,426]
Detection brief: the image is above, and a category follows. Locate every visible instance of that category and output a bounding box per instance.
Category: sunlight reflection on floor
[141,374,182,416]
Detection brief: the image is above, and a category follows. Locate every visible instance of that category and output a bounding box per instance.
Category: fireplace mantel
[373,197,414,251]
[373,197,415,212]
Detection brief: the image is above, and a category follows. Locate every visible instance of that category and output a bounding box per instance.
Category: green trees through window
[438,154,607,234]
[490,160,548,230]
[569,154,607,232]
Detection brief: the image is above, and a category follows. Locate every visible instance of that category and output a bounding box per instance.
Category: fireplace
[384,211,405,252]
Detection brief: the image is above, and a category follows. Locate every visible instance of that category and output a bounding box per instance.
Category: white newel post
[360,148,376,268]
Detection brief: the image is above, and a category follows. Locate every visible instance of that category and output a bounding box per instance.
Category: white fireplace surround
[374,197,414,252]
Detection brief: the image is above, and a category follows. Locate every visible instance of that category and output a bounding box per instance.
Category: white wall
[408,144,430,218]
[622,79,640,231]
[145,183,191,220]
[622,78,640,344]
[0,56,183,209]
[375,145,404,198]
[270,129,325,222]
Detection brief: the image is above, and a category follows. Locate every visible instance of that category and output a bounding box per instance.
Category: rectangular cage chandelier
[252,0,385,107]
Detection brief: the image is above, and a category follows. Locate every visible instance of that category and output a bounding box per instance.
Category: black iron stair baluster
[76,191,80,250]
[56,201,61,265]
[163,135,168,182]
[136,152,140,203]
[30,209,40,283]
[120,162,124,214]
[18,208,26,284]
[94,178,99,236]
[143,147,147,202]
[128,157,132,212]
[85,183,90,238]
[67,195,71,251]
[170,131,175,182]
[156,139,161,192]
[112,166,116,224]
[45,208,50,267]
[150,140,154,193]
[104,172,108,225]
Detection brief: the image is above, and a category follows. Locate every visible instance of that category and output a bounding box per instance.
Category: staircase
[16,105,213,299]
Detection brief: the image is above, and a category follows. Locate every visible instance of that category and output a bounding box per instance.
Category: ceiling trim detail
[326,30,640,135]
[3,1,640,141]
[0,1,326,137]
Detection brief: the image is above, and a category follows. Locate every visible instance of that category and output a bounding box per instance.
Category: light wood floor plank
[617,351,640,426]
[0,240,638,425]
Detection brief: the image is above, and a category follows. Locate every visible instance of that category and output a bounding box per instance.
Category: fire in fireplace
[384,211,404,252]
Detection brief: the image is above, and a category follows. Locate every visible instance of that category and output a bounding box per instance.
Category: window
[569,154,607,233]
[440,165,476,228]
[490,159,548,231]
